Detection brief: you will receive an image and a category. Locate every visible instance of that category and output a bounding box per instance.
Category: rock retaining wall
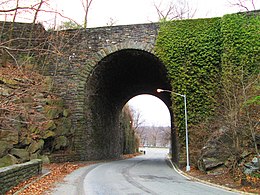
[49,153,81,163]
[0,159,42,194]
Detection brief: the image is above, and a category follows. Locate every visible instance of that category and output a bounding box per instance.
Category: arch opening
[127,94,171,127]
[83,49,179,164]
[125,94,171,149]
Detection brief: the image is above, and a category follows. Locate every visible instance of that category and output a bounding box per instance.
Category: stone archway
[74,43,179,164]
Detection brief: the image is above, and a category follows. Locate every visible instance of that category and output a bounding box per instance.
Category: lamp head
[157,89,164,93]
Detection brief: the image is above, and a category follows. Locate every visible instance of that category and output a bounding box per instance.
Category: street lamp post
[157,88,190,172]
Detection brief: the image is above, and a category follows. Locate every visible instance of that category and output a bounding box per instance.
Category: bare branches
[0,0,49,24]
[81,0,94,28]
[251,0,256,10]
[228,0,257,11]
[2,47,19,66]
[0,6,32,13]
[154,0,196,21]
[106,17,118,26]
[230,0,250,11]
[0,0,81,28]
[0,44,62,55]
[129,107,144,131]
[32,0,45,24]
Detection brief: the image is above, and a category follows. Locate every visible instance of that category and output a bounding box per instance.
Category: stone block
[0,87,11,96]
[46,98,64,107]
[0,77,18,85]
[20,136,33,147]
[0,141,13,158]
[22,96,34,103]
[27,139,44,154]
[30,153,39,160]
[0,154,18,168]
[40,155,50,164]
[41,130,56,139]
[0,130,19,144]
[54,136,68,150]
[42,120,56,131]
[55,118,72,136]
[10,148,30,163]
[44,105,63,119]
[63,109,70,117]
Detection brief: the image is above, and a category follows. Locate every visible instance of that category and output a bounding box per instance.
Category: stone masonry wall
[0,21,47,60]
[1,21,162,161]
[42,23,160,160]
[0,159,42,194]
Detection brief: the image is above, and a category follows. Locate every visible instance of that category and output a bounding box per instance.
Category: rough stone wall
[0,21,47,61]
[0,159,42,194]
[1,22,165,162]
[49,153,81,163]
[42,23,160,160]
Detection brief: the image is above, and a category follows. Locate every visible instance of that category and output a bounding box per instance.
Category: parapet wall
[0,159,42,194]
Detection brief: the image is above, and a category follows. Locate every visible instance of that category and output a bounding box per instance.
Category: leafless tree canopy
[136,126,171,147]
[0,0,80,29]
[81,0,94,28]
[229,0,256,11]
[154,0,196,21]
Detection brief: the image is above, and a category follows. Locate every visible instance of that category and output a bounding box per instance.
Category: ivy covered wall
[221,13,260,86]
[155,12,260,143]
[155,17,222,141]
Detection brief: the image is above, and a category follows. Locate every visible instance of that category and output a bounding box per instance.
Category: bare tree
[154,0,196,21]
[136,126,148,146]
[12,0,19,22]
[150,126,157,147]
[0,0,48,23]
[0,0,79,29]
[128,107,145,131]
[32,0,45,24]
[106,17,118,26]
[228,0,256,11]
[81,0,94,29]
[159,126,171,147]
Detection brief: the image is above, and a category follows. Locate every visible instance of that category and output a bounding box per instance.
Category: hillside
[0,63,73,167]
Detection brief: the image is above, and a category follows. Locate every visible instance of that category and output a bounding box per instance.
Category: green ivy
[155,13,260,142]
[221,13,260,88]
[155,18,222,140]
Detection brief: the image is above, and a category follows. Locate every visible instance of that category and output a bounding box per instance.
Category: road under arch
[84,49,179,164]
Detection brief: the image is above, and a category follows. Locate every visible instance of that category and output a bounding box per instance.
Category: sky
[52,0,259,28]
[127,95,171,127]
[1,0,254,28]
[1,0,259,126]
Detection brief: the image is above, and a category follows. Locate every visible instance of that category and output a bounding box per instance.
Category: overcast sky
[53,0,259,28]
[127,95,171,127]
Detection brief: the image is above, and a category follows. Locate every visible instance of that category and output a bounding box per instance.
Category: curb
[166,155,256,195]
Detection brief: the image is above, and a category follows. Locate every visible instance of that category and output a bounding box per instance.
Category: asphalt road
[82,148,238,195]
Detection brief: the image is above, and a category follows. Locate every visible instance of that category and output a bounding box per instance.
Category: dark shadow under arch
[84,49,179,164]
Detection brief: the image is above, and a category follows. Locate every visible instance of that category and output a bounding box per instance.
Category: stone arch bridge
[1,22,178,164]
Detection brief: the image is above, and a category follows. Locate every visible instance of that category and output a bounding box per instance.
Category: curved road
[83,148,238,195]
